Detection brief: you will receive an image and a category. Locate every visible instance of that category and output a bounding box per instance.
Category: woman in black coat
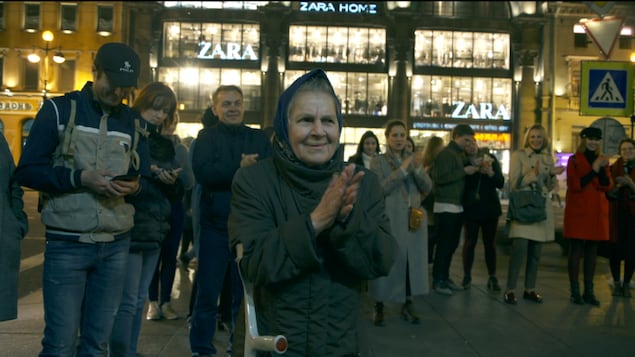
[461,141,505,291]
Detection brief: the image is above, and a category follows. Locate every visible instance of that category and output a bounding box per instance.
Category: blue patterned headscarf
[273,69,343,147]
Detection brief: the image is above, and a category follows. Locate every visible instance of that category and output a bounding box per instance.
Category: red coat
[563,152,612,241]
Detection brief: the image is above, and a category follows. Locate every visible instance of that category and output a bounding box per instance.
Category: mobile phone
[111,174,139,182]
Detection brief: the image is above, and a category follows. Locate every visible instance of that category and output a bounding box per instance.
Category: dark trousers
[432,211,464,283]
[463,217,499,277]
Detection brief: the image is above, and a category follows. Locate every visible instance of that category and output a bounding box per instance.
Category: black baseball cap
[580,127,602,139]
[94,42,140,88]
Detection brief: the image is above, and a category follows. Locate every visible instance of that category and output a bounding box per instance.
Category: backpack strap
[129,118,148,171]
[60,99,78,166]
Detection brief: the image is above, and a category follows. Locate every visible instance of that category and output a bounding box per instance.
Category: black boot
[570,281,584,305]
[400,299,420,324]
[612,281,623,297]
[373,302,384,326]
[583,281,600,306]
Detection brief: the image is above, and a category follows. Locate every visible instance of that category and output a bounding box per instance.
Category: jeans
[110,248,161,357]
[189,228,243,355]
[40,238,130,357]
[149,200,185,304]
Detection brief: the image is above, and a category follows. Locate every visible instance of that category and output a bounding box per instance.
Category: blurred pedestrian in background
[0,133,28,322]
[348,130,380,169]
[421,136,445,265]
[606,138,635,298]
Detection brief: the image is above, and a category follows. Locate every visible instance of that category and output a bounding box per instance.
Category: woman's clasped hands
[311,163,365,234]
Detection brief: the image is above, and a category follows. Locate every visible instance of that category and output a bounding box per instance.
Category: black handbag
[508,183,547,224]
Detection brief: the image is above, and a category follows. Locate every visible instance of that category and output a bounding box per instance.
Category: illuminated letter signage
[198,42,258,61]
[451,101,510,120]
[300,2,378,14]
[0,101,34,111]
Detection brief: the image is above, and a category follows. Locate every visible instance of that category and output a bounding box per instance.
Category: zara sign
[452,101,511,120]
[197,42,258,61]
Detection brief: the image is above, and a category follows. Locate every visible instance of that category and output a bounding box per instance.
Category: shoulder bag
[508,182,546,224]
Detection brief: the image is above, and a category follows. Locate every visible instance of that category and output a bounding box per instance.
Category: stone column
[259,4,291,129]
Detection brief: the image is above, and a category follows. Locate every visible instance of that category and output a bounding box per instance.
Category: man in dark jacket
[430,124,478,296]
[189,85,272,357]
[14,42,150,356]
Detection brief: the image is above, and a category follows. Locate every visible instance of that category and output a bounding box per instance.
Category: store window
[411,75,512,120]
[24,3,40,33]
[24,59,39,91]
[60,3,78,34]
[415,30,509,69]
[58,59,75,92]
[97,6,114,36]
[164,22,259,61]
[0,2,5,30]
[289,25,386,65]
[284,70,388,117]
[163,1,266,10]
[158,67,261,112]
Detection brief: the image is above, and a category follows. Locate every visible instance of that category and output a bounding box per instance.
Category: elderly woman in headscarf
[228,69,397,356]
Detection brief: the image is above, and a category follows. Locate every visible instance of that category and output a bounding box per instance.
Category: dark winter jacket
[228,69,397,356]
[462,152,505,220]
[192,122,272,233]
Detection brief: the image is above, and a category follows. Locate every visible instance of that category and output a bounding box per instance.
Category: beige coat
[508,148,558,242]
[369,151,433,302]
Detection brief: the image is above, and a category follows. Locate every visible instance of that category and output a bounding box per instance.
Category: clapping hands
[310,163,365,234]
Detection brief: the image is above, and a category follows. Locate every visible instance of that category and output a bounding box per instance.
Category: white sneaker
[161,302,178,320]
[146,301,161,320]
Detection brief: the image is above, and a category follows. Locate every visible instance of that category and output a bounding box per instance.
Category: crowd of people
[2,41,634,357]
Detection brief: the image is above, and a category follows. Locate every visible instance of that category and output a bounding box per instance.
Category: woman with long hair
[348,130,381,169]
[564,127,612,306]
[421,136,444,264]
[369,120,432,325]
[110,81,184,356]
[504,124,563,305]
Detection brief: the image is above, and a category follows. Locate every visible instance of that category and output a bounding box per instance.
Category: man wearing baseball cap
[14,42,151,356]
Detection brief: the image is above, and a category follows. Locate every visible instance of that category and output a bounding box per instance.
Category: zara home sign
[198,42,258,61]
[300,2,378,14]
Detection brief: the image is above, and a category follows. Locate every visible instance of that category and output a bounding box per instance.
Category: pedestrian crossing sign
[580,61,633,116]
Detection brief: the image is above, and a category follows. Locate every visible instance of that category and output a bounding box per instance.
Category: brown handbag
[408,207,425,231]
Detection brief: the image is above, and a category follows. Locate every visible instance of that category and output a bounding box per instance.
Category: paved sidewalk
[1,191,634,356]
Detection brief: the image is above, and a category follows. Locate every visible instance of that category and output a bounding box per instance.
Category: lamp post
[28,30,65,98]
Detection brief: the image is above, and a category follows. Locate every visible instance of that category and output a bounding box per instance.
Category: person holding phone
[109,81,183,356]
[14,42,150,356]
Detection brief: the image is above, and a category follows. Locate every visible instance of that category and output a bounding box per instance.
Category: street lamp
[28,30,65,98]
